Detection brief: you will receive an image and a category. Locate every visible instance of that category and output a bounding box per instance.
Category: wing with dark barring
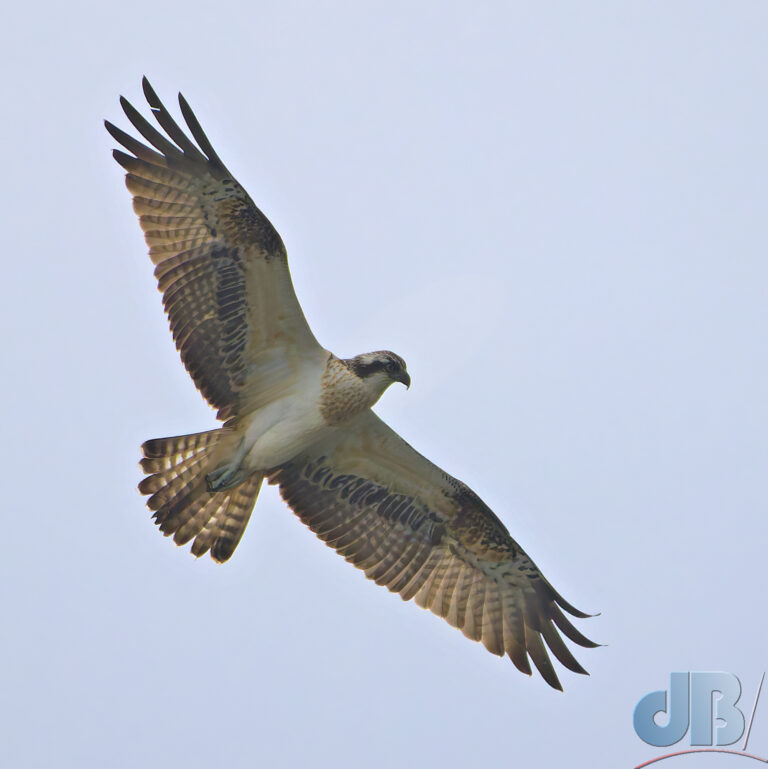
[269,411,598,690]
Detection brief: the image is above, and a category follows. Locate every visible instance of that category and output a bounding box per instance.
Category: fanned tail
[138,429,262,562]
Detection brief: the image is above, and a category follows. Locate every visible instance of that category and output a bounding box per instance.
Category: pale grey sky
[1,2,767,768]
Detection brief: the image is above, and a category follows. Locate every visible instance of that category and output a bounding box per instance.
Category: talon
[206,465,247,491]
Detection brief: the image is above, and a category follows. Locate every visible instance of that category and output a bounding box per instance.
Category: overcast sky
[2,3,767,768]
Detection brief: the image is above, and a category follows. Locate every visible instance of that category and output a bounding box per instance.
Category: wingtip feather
[177,91,225,169]
[142,75,156,102]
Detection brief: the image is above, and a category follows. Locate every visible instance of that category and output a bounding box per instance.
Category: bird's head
[347,350,410,396]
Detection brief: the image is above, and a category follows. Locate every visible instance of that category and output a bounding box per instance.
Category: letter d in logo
[634,672,690,747]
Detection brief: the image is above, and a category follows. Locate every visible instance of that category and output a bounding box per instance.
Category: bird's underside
[106,77,598,690]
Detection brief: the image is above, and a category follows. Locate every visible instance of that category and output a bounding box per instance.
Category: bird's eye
[385,362,397,373]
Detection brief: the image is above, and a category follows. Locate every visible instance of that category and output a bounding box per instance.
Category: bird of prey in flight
[106,78,597,690]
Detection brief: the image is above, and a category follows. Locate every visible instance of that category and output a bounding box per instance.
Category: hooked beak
[395,371,411,389]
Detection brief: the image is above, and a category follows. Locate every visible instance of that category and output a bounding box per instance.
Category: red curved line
[635,748,768,768]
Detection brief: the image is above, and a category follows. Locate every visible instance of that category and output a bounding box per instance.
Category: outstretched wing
[269,411,597,690]
[106,78,322,420]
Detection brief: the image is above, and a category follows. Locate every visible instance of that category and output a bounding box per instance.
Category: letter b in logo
[634,672,744,747]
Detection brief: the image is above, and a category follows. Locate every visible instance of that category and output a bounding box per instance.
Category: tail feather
[191,472,264,562]
[146,460,209,518]
[140,451,208,502]
[138,429,262,562]
[174,493,224,545]
[142,430,218,458]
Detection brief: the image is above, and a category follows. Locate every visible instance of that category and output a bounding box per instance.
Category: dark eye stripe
[347,351,406,379]
[352,360,388,378]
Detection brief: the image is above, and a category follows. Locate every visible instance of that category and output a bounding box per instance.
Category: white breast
[240,367,329,470]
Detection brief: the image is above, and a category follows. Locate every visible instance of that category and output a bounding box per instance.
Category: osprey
[106,78,597,690]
